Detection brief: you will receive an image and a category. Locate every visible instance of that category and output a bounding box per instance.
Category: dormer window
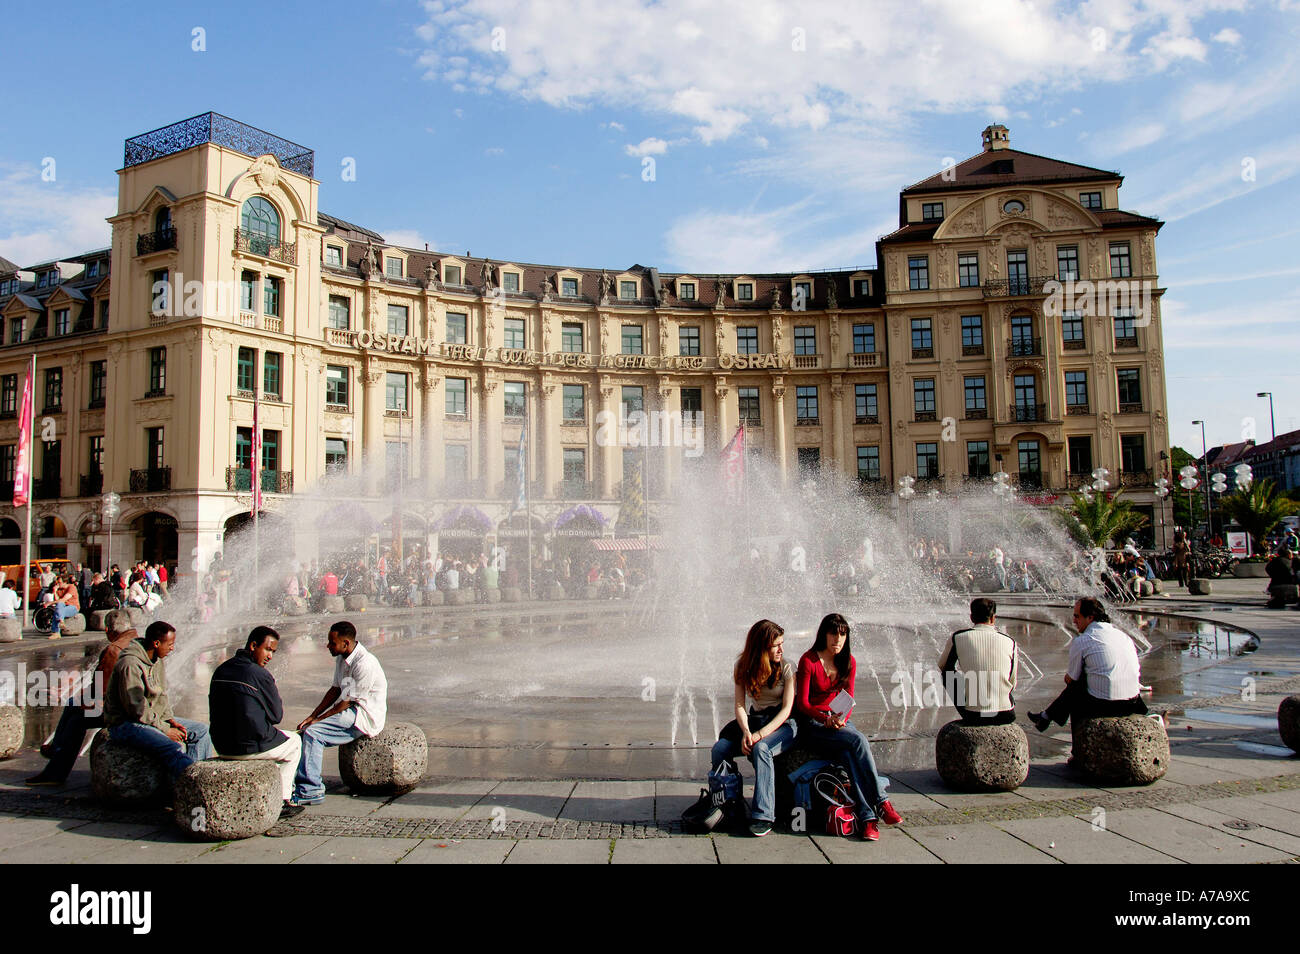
[736,282,754,301]
[679,281,696,301]
[86,261,100,279]
[793,280,812,306]
[385,257,403,278]
[561,277,579,297]
[1080,191,1102,210]
[37,272,48,289]
[922,202,944,222]
[619,280,637,300]
[325,246,343,268]
[503,272,521,293]
[443,264,462,285]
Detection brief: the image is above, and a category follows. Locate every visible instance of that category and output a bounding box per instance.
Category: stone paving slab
[713,832,828,864]
[1075,807,1291,864]
[810,829,943,864]
[188,835,329,864]
[612,835,717,864]
[398,838,516,864]
[992,815,1181,864]
[505,839,613,864]
[559,781,656,822]
[292,836,420,864]
[906,822,1059,864]
[1250,788,1300,813]
[371,779,496,819]
[0,821,165,864]
[0,816,91,850]
[466,781,575,824]
[1155,800,1300,855]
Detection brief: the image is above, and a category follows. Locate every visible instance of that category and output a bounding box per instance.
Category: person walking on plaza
[290,621,388,807]
[209,625,302,812]
[1027,598,1148,760]
[26,610,137,786]
[937,598,1018,725]
[104,620,214,776]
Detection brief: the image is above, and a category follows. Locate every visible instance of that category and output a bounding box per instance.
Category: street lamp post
[1192,420,1211,542]
[1256,392,1275,442]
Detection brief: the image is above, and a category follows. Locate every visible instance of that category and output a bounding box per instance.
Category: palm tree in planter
[1218,479,1297,554]
[1062,489,1150,549]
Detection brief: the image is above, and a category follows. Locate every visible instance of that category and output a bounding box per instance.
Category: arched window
[240,197,280,242]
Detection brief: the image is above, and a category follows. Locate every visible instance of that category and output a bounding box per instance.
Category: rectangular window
[263,276,281,316]
[958,253,980,287]
[680,387,703,417]
[443,265,462,286]
[1061,311,1085,347]
[922,202,945,222]
[963,376,986,414]
[856,446,881,481]
[793,281,812,305]
[736,326,758,354]
[387,304,409,337]
[910,318,933,357]
[794,326,817,356]
[237,347,256,393]
[967,441,990,478]
[908,257,929,291]
[796,386,818,424]
[622,325,643,354]
[619,280,637,300]
[151,269,169,314]
[326,365,350,408]
[386,257,403,278]
[854,278,871,297]
[1018,439,1042,488]
[1057,246,1079,281]
[1113,309,1137,344]
[1110,242,1131,277]
[240,271,257,312]
[445,445,469,487]
[736,282,754,301]
[325,246,343,268]
[1080,191,1102,210]
[99,299,110,328]
[916,442,939,479]
[10,318,23,344]
[504,382,526,419]
[561,277,579,297]
[0,374,16,417]
[913,378,936,418]
[89,435,104,475]
[1121,434,1147,474]
[328,296,350,330]
[385,371,408,412]
[561,322,583,352]
[89,362,106,408]
[1065,370,1089,409]
[1068,436,1093,476]
[1007,249,1028,295]
[261,430,280,473]
[563,448,586,482]
[445,312,467,344]
[325,438,348,474]
[737,387,761,425]
[146,427,164,471]
[798,447,821,477]
[44,368,62,412]
[1117,368,1142,407]
[0,445,14,483]
[504,317,526,349]
[621,386,644,417]
[679,281,696,300]
[852,323,875,353]
[562,384,585,423]
[503,272,520,293]
[679,326,700,356]
[961,315,983,353]
[855,383,878,423]
[262,352,281,399]
[54,309,70,336]
[148,347,166,396]
[445,378,467,418]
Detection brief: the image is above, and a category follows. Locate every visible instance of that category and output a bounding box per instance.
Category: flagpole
[252,383,260,612]
[525,421,532,598]
[21,354,36,630]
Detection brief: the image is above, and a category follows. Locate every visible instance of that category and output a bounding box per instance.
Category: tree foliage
[1218,479,1298,552]
[1062,489,1150,549]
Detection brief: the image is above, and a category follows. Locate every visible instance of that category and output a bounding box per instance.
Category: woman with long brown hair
[709,619,798,837]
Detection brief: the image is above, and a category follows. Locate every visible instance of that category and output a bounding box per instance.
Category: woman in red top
[796,612,902,841]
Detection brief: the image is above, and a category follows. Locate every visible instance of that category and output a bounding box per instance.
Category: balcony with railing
[795,415,820,426]
[225,467,294,494]
[793,354,821,369]
[234,228,297,265]
[79,473,103,497]
[964,407,988,420]
[129,467,171,493]
[855,476,886,495]
[854,414,879,425]
[1062,337,1087,351]
[136,227,177,256]
[33,478,61,500]
[1066,403,1091,416]
[1118,401,1145,414]
[911,347,934,360]
[325,328,356,346]
[1010,403,1048,423]
[1007,337,1043,357]
[1065,472,1091,490]
[849,352,880,368]
[1114,336,1139,349]
[1119,469,1153,487]
[961,343,985,356]
[983,275,1055,297]
[914,410,937,423]
[557,478,594,499]
[440,477,486,499]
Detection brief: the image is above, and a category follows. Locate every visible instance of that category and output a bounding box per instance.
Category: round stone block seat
[502,587,522,602]
[483,587,501,603]
[1188,578,1213,596]
[1071,714,1170,784]
[90,733,171,806]
[421,590,444,607]
[282,598,308,617]
[1278,695,1300,754]
[0,618,21,643]
[321,595,345,613]
[344,595,368,612]
[126,606,148,629]
[173,760,281,841]
[583,585,600,600]
[339,722,428,794]
[445,589,470,606]
[935,720,1029,792]
[58,613,87,636]
[89,609,113,632]
[0,704,24,759]
[546,584,566,601]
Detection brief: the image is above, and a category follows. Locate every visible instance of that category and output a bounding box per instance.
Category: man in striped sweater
[937,598,1018,725]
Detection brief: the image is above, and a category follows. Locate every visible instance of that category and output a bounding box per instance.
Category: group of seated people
[710,596,1148,838]
[27,612,388,814]
[1265,545,1300,608]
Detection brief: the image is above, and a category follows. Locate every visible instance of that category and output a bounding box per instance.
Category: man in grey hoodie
[104,620,213,776]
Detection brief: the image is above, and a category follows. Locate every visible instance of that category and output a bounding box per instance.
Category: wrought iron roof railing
[124,112,314,177]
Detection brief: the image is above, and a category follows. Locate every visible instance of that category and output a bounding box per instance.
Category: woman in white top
[709,619,798,837]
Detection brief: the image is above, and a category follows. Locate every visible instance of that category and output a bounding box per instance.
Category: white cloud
[624,137,668,157]
[602,120,625,131]
[1213,27,1242,44]
[0,165,114,265]
[382,229,441,251]
[484,146,505,155]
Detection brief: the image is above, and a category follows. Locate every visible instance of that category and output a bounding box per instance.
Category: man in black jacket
[209,626,302,812]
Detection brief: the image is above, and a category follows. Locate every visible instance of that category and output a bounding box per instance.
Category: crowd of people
[0,560,174,635]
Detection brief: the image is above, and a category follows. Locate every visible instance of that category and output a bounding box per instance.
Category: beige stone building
[0,114,1171,580]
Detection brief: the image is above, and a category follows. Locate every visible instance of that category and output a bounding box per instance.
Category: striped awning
[592,537,663,551]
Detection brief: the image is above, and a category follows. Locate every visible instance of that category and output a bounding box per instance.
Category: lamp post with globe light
[1257,392,1275,442]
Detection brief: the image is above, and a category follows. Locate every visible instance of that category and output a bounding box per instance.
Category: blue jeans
[710,715,797,823]
[51,603,78,634]
[108,717,214,778]
[43,701,102,781]
[798,720,888,821]
[293,708,363,800]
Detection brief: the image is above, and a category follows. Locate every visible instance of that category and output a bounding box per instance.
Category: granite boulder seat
[344,595,369,612]
[0,704,24,759]
[935,720,1029,792]
[502,587,523,603]
[340,722,428,794]
[57,613,87,636]
[90,732,171,806]
[444,589,471,606]
[321,595,346,614]
[0,618,21,643]
[1278,695,1300,754]
[421,590,444,607]
[172,760,282,840]
[1071,714,1169,784]
[1188,579,1213,596]
[89,609,114,632]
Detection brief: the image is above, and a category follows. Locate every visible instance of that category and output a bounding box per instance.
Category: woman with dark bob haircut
[795,612,902,841]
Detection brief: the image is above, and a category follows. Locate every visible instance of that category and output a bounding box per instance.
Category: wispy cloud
[0,165,114,265]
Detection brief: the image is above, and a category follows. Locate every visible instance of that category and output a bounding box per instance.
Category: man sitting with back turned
[937,597,1018,725]
[104,620,214,775]
[209,625,303,815]
[289,620,387,807]
[1028,597,1147,750]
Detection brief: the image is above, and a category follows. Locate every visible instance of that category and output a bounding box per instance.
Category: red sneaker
[861,819,880,841]
[878,800,903,826]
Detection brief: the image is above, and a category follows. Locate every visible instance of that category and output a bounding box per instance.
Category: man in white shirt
[0,580,22,618]
[938,598,1018,725]
[289,620,388,807]
[1028,596,1147,737]
[989,547,1006,590]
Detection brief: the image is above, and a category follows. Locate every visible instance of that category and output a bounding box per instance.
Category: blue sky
[2,0,1298,458]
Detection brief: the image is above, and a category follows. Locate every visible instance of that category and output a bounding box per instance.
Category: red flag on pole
[12,355,34,507]
[720,424,745,502]
[251,391,262,513]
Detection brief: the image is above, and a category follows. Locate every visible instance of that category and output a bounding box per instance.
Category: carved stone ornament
[541,382,556,397]
[826,280,837,309]
[946,203,985,237]
[714,280,727,309]
[771,286,783,310]
[248,155,281,194]
[421,370,441,392]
